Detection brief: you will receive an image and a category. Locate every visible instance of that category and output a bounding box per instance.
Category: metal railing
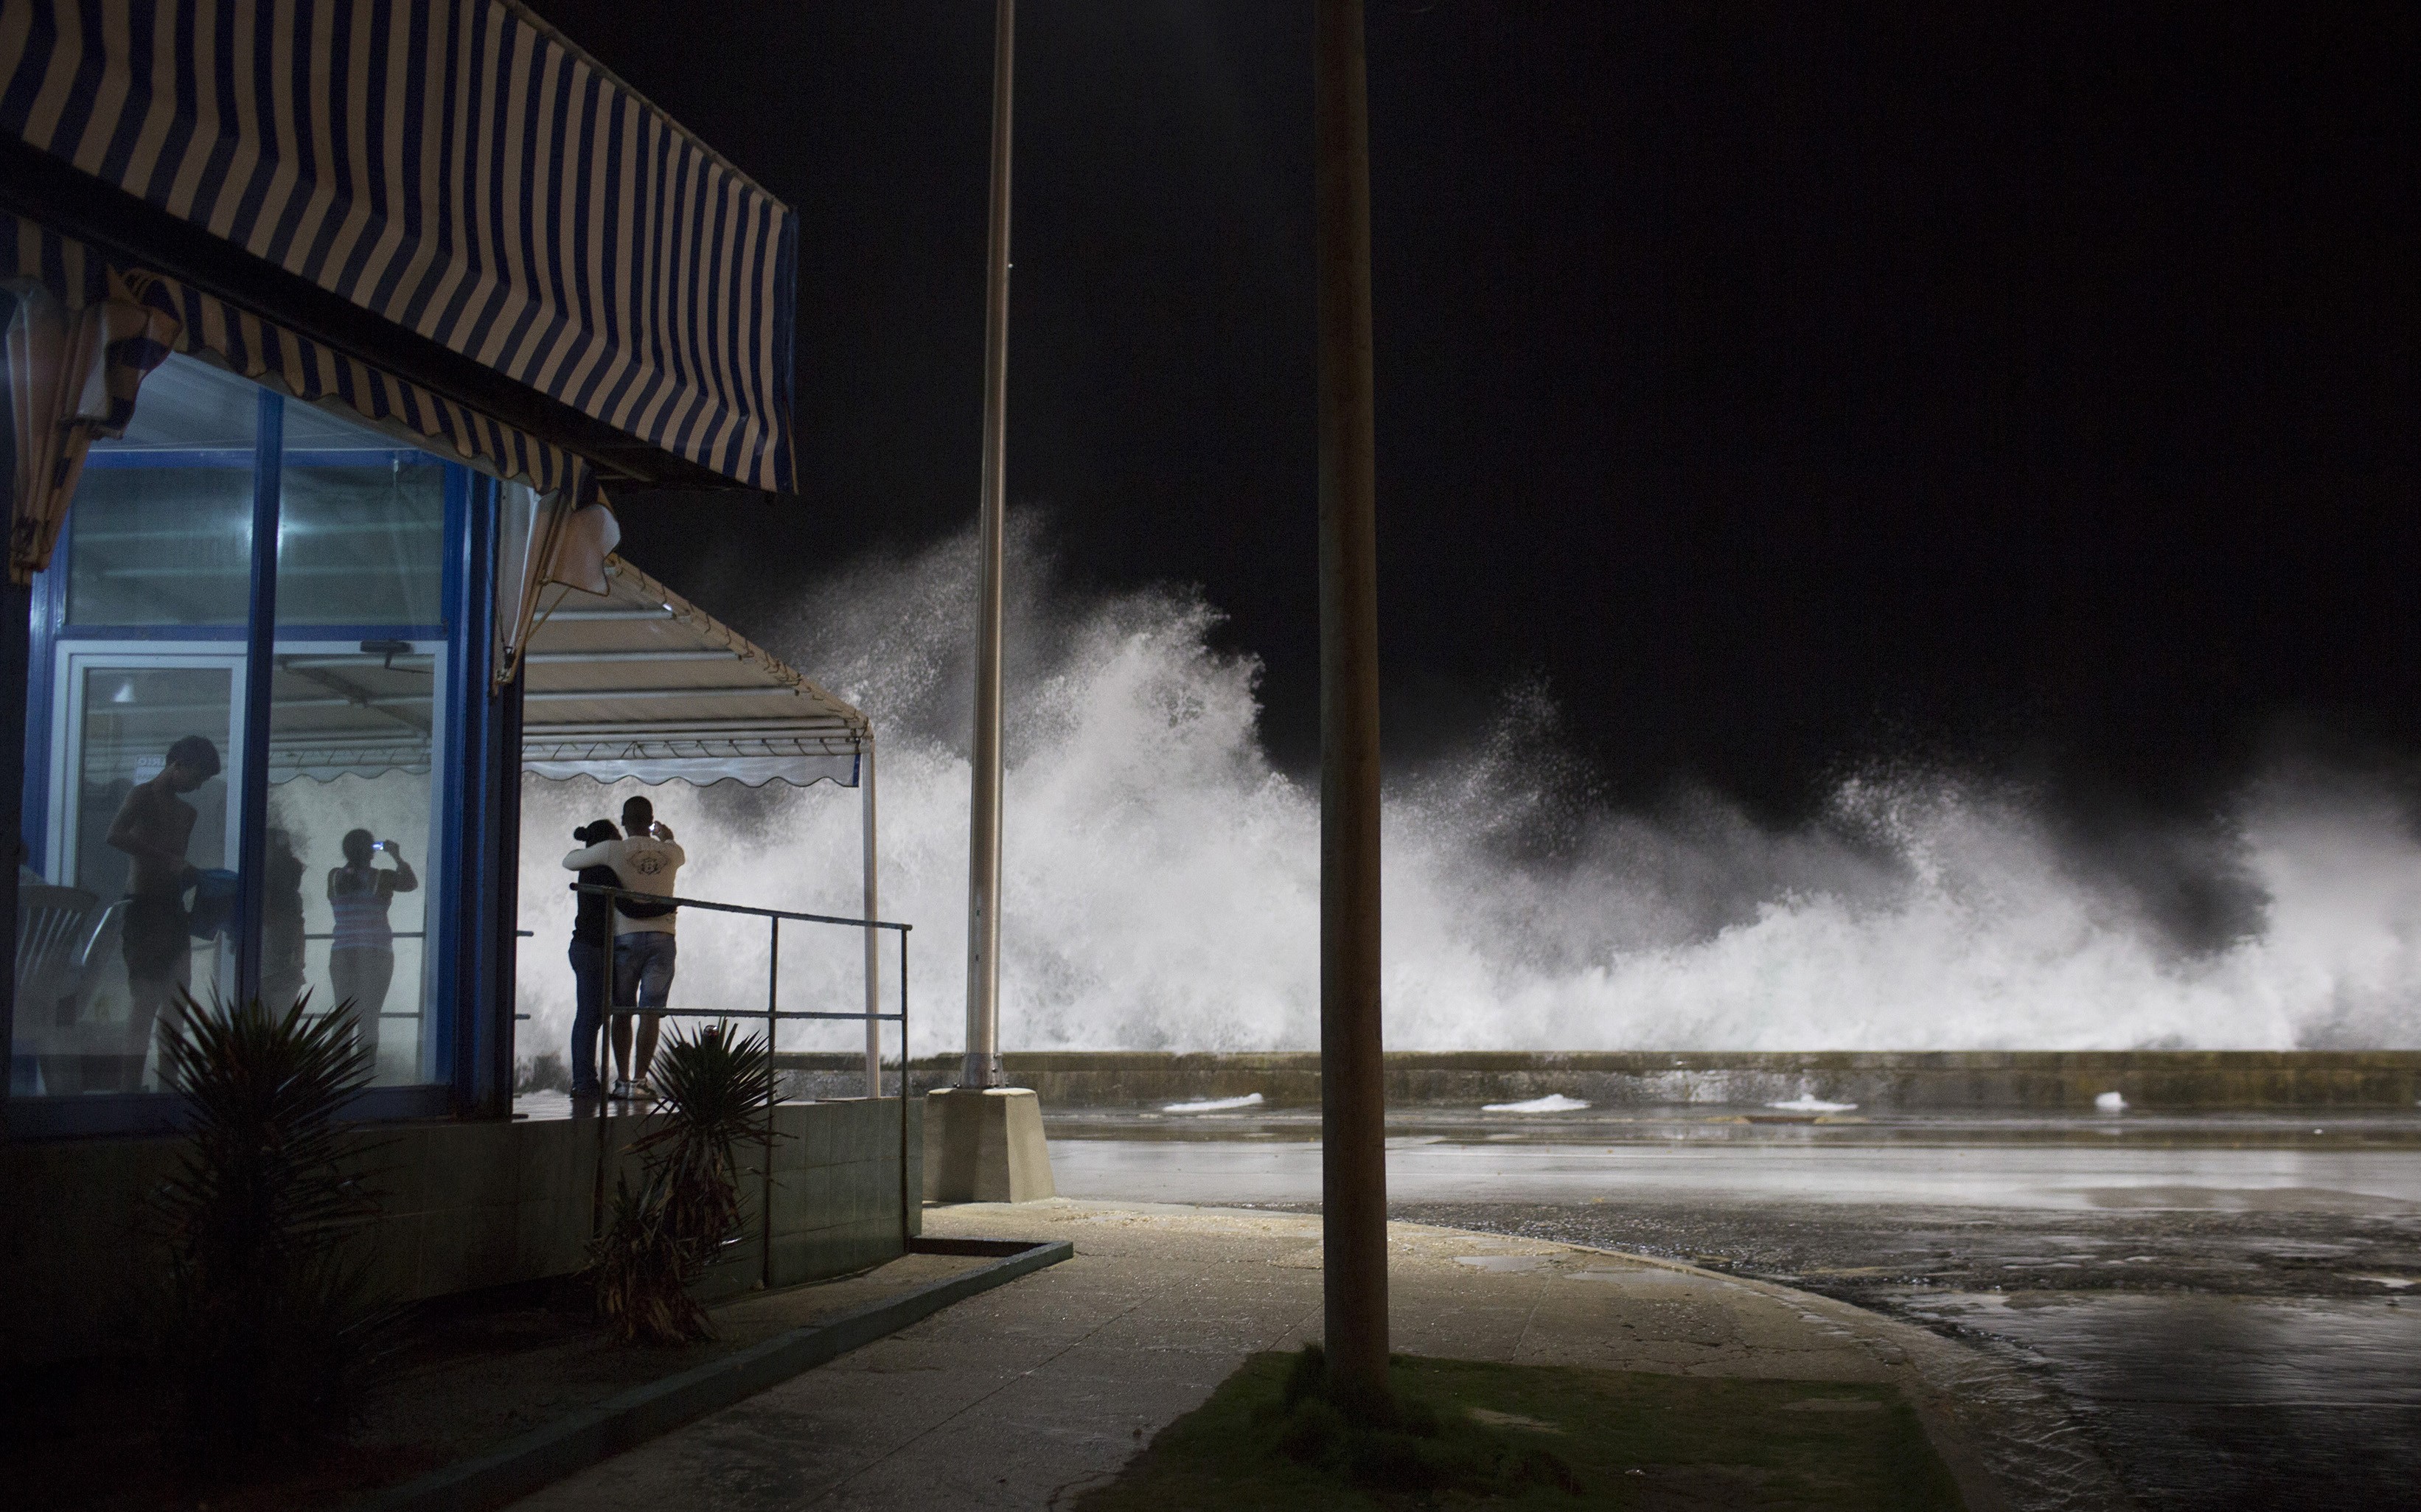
[571,881,914,1278]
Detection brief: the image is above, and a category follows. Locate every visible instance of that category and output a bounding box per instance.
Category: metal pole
[898,926,912,1250]
[0,579,23,1098]
[1314,0,1388,1400]
[861,739,882,1098]
[763,916,779,1289]
[234,389,284,1011]
[963,0,1014,1090]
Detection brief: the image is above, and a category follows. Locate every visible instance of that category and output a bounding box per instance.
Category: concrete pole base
[922,1087,1056,1203]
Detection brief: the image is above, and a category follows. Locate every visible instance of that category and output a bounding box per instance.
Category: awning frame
[516,553,869,790]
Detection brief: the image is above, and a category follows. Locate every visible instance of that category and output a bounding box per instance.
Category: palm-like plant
[150,991,386,1457]
[588,1021,776,1345]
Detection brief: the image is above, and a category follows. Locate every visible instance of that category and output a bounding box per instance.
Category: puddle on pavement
[1455,1253,1550,1273]
[1899,1289,2421,1511]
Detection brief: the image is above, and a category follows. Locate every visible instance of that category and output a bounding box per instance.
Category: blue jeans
[613,931,677,1013]
[567,938,609,1095]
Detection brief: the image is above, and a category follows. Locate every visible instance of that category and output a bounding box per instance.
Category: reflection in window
[259,643,444,1086]
[18,355,463,1102]
[65,469,254,626]
[69,353,262,627]
[15,663,238,1094]
[278,400,445,627]
[17,351,265,1097]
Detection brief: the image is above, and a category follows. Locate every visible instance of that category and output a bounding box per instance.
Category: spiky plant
[588,1021,776,1345]
[150,991,388,1457]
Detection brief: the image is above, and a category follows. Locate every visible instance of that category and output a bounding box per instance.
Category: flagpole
[964,0,1014,1090]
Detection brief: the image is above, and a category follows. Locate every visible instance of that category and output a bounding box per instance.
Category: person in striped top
[327,829,417,1073]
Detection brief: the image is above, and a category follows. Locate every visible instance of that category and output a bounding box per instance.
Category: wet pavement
[1043,1111,2421,1511]
[505,1202,2068,1512]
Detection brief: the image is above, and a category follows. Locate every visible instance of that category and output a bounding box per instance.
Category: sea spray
[512,526,2421,1064]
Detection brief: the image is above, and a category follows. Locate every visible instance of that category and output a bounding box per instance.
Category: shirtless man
[106,734,220,1087]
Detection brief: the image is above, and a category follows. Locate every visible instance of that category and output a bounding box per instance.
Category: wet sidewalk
[504,1199,2125,1512]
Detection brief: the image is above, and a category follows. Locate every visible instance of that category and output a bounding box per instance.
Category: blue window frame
[7,356,502,1134]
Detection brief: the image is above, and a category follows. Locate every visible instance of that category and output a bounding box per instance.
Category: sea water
[514,524,2421,1064]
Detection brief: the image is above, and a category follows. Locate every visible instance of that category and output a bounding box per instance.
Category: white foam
[1161,1092,1264,1113]
[1483,1093,1592,1112]
[1766,1096,1859,1113]
[2096,1091,2128,1113]
[509,525,2421,1068]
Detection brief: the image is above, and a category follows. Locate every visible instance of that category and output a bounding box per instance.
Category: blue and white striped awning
[6,206,574,491]
[0,0,795,493]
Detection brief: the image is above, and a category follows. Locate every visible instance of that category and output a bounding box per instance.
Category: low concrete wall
[0,1097,920,1367]
[778,1051,2421,1112]
[739,1098,923,1297]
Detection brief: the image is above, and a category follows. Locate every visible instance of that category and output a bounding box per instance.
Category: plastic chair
[15,885,99,1028]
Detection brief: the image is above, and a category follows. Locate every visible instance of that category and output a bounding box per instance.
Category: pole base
[922,1086,1056,1203]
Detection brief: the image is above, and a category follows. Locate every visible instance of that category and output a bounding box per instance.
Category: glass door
[35,646,248,1093]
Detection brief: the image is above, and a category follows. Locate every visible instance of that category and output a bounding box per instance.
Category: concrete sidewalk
[506,1200,2124,1511]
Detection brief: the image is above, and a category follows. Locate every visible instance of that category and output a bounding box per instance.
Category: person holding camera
[561,795,686,1101]
[327,828,417,1073]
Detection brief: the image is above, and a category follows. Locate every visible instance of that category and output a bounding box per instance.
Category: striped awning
[6,207,573,491]
[0,0,795,493]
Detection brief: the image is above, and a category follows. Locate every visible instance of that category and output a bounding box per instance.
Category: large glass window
[15,355,257,1095]
[276,402,447,627]
[257,400,450,1084]
[16,655,243,1093]
[63,357,257,627]
[258,638,446,1085]
[13,355,467,1105]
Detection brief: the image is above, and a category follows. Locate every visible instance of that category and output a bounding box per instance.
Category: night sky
[547,1,2420,822]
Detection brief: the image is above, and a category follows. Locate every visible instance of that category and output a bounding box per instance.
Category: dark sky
[548,1,2420,821]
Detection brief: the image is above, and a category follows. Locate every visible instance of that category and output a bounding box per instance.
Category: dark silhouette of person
[105,734,220,1089]
[566,819,621,1099]
[260,826,307,1011]
[327,828,417,1073]
[561,795,683,1099]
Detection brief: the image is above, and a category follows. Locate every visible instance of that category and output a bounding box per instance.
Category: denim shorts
[613,930,677,1012]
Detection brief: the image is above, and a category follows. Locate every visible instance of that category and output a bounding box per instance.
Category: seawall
[776,1051,2421,1112]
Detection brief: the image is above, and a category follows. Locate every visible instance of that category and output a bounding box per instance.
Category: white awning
[520,556,867,788]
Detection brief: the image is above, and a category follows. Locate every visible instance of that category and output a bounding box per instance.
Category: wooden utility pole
[1314,0,1387,1398]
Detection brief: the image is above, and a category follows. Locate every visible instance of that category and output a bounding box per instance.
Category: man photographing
[561,795,685,1101]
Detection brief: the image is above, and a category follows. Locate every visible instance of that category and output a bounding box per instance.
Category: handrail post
[861,739,882,1097]
[762,916,780,1289]
[898,925,911,1251]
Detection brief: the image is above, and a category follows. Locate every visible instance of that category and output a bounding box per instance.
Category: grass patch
[1073,1348,1966,1511]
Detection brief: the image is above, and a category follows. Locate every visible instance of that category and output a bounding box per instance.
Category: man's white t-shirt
[561,833,687,935]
